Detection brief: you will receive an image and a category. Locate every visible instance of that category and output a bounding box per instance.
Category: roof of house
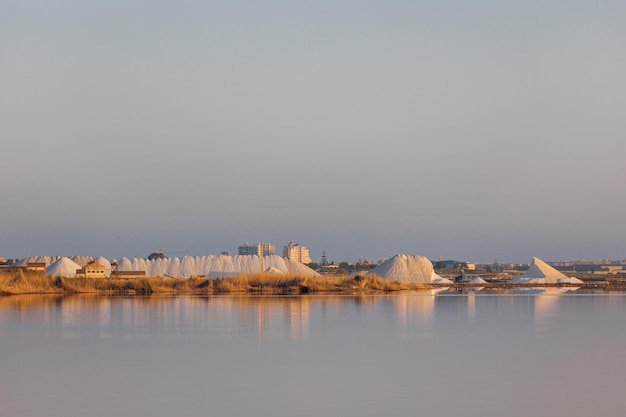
[84,260,105,270]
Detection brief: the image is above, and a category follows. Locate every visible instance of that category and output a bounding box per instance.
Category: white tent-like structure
[367,254,452,284]
[511,257,583,284]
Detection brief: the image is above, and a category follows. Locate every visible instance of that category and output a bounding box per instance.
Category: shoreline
[2,270,626,296]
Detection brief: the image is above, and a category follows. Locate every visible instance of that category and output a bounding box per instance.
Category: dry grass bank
[0,270,210,295]
[210,272,422,293]
[0,270,427,296]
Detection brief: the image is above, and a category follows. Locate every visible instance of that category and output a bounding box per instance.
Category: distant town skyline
[2,1,625,264]
[3,238,625,267]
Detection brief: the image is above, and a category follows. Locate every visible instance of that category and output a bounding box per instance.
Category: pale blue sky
[2,1,625,263]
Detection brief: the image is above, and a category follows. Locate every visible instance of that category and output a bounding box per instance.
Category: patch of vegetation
[0,270,429,296]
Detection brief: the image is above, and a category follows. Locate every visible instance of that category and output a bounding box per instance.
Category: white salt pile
[460,270,487,284]
[46,257,82,278]
[16,255,94,268]
[72,256,93,267]
[367,254,452,284]
[95,256,112,277]
[14,256,55,267]
[19,253,320,278]
[111,254,320,278]
[511,257,583,284]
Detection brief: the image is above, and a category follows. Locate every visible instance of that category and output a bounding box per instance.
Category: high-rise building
[238,242,275,256]
[283,241,312,264]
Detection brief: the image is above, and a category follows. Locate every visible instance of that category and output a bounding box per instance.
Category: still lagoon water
[2,290,626,417]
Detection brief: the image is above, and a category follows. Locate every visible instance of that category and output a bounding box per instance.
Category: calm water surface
[2,290,626,417]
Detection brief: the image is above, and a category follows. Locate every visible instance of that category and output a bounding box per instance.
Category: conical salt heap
[46,257,82,278]
[367,254,452,284]
[511,257,583,284]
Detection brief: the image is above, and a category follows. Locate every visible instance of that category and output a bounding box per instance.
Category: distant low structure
[0,262,45,275]
[283,241,312,264]
[76,260,106,278]
[554,264,625,275]
[433,260,476,271]
[26,263,46,274]
[111,270,146,278]
[238,242,275,256]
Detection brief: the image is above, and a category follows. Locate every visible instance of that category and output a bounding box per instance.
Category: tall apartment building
[283,241,312,264]
[238,242,275,256]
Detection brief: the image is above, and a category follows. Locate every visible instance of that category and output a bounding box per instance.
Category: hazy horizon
[2,1,625,264]
[5,247,625,266]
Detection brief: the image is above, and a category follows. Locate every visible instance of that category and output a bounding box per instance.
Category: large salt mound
[15,256,54,267]
[71,256,94,267]
[511,257,583,284]
[367,254,451,284]
[95,256,112,277]
[46,257,82,278]
[16,255,95,268]
[283,257,322,277]
[265,266,284,274]
[112,254,320,278]
[203,255,320,278]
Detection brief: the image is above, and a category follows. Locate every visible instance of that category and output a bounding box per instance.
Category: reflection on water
[0,291,464,342]
[1,289,623,341]
[392,289,441,339]
[0,295,316,341]
[2,291,626,417]
[531,288,577,336]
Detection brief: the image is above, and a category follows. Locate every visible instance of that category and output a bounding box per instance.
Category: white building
[238,242,275,256]
[283,241,312,264]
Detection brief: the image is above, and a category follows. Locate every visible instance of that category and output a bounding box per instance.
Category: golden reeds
[0,270,429,296]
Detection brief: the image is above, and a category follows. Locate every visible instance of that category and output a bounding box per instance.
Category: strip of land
[0,270,423,295]
[1,270,624,296]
